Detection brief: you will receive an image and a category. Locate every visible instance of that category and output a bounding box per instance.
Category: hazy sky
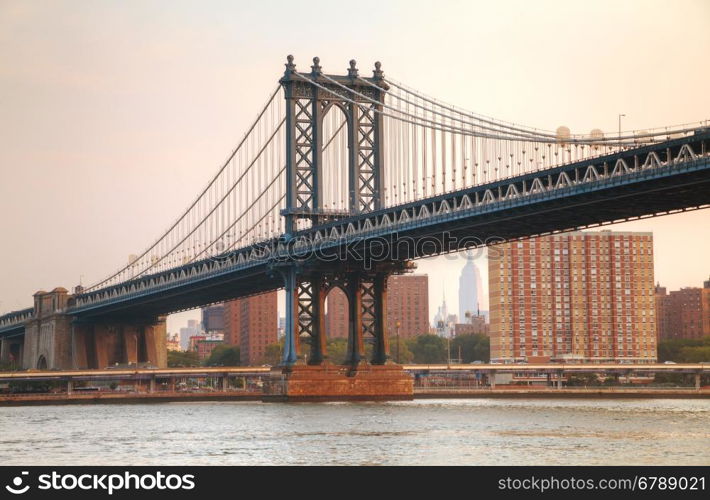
[1,0,708,332]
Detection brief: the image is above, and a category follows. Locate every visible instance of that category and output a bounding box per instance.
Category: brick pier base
[262,364,413,402]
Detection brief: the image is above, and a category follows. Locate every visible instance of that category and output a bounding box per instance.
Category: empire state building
[459,253,483,323]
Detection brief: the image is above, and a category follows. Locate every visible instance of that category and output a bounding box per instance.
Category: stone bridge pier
[71,318,167,370]
[10,288,167,370]
[0,337,23,367]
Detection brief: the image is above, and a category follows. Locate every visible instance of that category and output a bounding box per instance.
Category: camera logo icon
[5,471,30,495]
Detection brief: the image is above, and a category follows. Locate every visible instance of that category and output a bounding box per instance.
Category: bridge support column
[94,324,112,370]
[70,319,166,369]
[0,339,9,364]
[346,272,364,366]
[221,375,228,392]
[282,268,299,365]
[695,373,701,390]
[123,325,139,366]
[71,323,91,369]
[143,318,167,368]
[371,273,390,365]
[66,379,73,395]
[306,274,327,365]
[148,376,156,394]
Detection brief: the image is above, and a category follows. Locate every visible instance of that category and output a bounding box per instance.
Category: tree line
[168,333,490,367]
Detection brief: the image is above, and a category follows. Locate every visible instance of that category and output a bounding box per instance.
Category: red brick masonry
[263,364,414,402]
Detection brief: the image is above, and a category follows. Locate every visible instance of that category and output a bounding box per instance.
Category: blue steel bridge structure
[1,56,709,370]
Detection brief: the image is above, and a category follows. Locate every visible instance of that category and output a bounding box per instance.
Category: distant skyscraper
[166,333,181,352]
[179,319,201,350]
[201,304,225,336]
[433,291,448,329]
[433,290,456,337]
[459,252,483,323]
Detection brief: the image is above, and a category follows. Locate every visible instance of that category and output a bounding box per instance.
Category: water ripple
[0,399,708,465]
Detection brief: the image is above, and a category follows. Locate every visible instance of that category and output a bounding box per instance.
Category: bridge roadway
[0,363,706,382]
[20,131,708,324]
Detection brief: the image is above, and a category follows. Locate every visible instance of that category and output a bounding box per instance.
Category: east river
[0,399,708,465]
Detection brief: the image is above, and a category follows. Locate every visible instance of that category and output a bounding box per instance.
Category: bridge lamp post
[395,320,401,363]
[618,114,626,150]
[447,333,451,367]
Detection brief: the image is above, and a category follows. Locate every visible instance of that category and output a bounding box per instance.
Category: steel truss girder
[282,265,396,366]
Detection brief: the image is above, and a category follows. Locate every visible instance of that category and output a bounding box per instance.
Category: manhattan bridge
[1,56,709,375]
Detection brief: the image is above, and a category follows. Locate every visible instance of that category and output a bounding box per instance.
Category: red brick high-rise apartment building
[489,231,656,363]
[223,291,278,365]
[325,287,349,339]
[324,274,429,341]
[386,275,429,339]
[655,279,710,341]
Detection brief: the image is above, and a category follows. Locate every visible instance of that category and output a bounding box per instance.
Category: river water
[0,399,708,465]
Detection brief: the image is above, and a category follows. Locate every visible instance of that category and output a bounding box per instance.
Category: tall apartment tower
[386,275,429,339]
[324,274,429,341]
[179,319,201,351]
[655,279,710,340]
[223,291,278,365]
[223,301,241,347]
[325,288,349,339]
[654,284,668,343]
[489,231,656,363]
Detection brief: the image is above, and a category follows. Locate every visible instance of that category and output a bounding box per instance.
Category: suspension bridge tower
[266,56,413,400]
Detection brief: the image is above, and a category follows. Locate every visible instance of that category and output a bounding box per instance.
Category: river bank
[0,387,708,405]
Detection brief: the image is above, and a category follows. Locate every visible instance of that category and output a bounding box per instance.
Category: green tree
[389,336,414,363]
[658,336,710,362]
[260,341,284,366]
[326,338,349,364]
[566,373,601,387]
[407,334,447,364]
[678,345,710,363]
[167,350,200,367]
[204,344,241,366]
[450,333,490,363]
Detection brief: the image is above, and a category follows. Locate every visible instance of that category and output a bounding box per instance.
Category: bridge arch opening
[321,104,350,215]
[324,286,350,364]
[36,355,47,370]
